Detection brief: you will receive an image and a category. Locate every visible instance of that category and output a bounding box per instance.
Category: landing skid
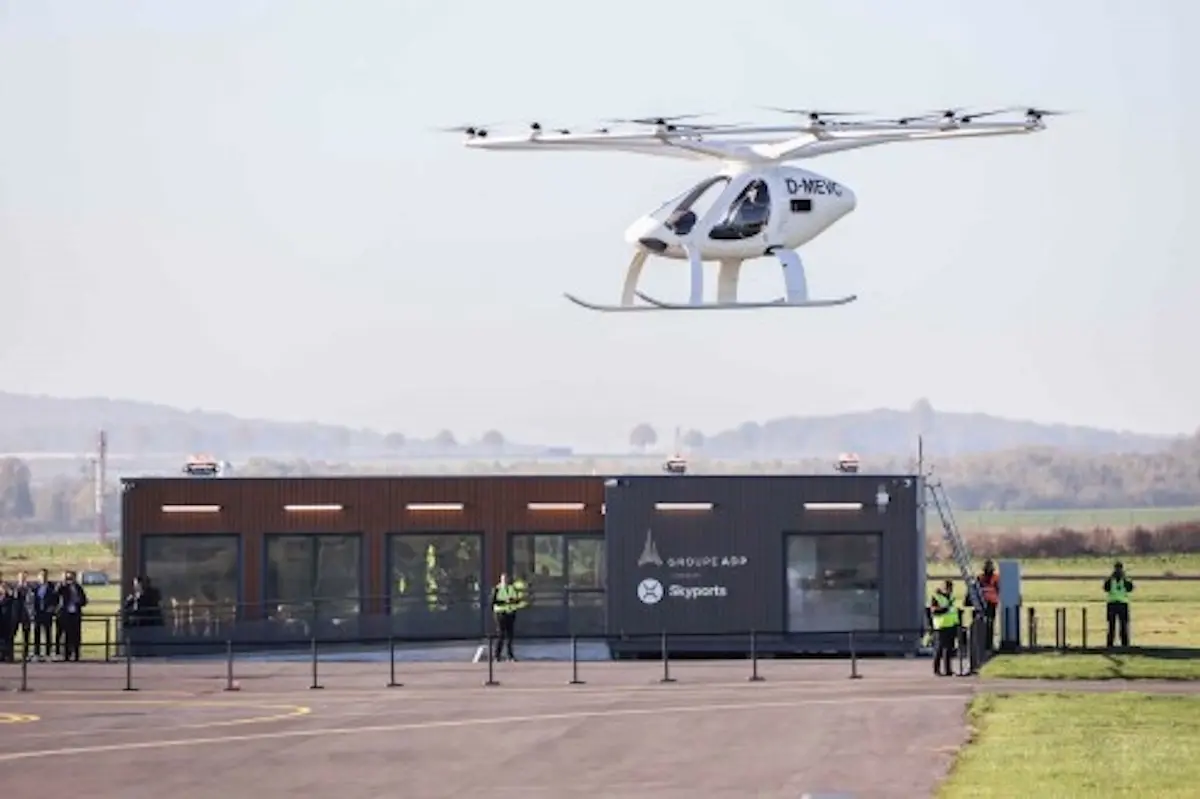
[563,293,673,312]
[635,291,858,310]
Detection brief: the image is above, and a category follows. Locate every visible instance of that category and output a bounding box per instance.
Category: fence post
[659,631,675,684]
[1081,607,1088,649]
[19,643,30,692]
[1028,607,1038,648]
[848,631,862,679]
[484,635,499,687]
[387,635,402,688]
[223,639,239,692]
[748,630,764,682]
[104,617,112,662]
[568,635,585,685]
[309,636,323,690]
[123,633,137,692]
[969,616,985,674]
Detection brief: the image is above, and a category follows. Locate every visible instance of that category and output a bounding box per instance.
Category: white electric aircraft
[450,107,1061,312]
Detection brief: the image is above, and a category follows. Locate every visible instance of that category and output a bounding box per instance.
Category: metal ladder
[927,478,985,615]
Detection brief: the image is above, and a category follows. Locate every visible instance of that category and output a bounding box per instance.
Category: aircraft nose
[625,215,675,248]
[837,183,857,215]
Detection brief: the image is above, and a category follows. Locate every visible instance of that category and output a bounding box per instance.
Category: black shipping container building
[122,473,926,658]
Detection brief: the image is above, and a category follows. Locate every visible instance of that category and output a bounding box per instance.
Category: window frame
[261,532,365,618]
[782,531,883,634]
[385,531,487,637]
[506,531,605,636]
[139,532,244,627]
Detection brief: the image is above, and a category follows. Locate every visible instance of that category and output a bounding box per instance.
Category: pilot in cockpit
[733,182,769,227]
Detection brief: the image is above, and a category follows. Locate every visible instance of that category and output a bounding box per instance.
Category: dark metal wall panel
[122,476,606,618]
[604,474,922,640]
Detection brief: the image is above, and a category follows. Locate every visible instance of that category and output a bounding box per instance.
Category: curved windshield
[650,176,731,220]
[709,179,771,241]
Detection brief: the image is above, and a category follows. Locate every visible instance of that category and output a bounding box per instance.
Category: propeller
[605,113,712,130]
[957,108,1014,123]
[1023,107,1069,120]
[435,124,492,138]
[764,107,867,123]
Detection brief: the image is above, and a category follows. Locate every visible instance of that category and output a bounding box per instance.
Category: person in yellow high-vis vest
[1103,561,1134,648]
[491,573,519,661]
[929,579,960,676]
[511,574,529,639]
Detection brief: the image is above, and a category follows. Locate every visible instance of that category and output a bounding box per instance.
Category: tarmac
[2,657,1198,799]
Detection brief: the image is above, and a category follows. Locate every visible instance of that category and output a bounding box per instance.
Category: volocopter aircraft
[446,106,1061,312]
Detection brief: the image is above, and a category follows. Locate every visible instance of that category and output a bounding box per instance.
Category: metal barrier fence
[999,604,1128,651]
[1,617,995,694]
[5,600,1138,668]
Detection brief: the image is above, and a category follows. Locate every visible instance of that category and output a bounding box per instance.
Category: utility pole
[95,429,108,544]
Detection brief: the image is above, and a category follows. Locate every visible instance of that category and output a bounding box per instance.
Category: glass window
[264,534,362,624]
[388,533,484,639]
[786,534,880,633]
[709,179,772,241]
[141,534,240,638]
[567,537,605,590]
[511,534,567,604]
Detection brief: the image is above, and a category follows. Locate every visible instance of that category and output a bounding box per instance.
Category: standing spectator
[123,575,164,635]
[0,581,14,662]
[977,560,1000,652]
[31,568,57,661]
[56,570,89,662]
[1104,561,1134,649]
[13,570,35,659]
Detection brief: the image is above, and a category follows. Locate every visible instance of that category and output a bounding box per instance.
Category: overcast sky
[1,0,1195,450]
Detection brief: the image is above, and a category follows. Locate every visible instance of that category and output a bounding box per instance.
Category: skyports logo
[669,584,728,600]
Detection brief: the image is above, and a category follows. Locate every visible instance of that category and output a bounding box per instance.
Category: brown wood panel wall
[122,476,606,617]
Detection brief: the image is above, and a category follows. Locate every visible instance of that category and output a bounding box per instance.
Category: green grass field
[938,693,1200,798]
[981,651,1200,680]
[928,554,1200,649]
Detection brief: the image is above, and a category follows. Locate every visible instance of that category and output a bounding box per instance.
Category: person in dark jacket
[123,575,164,628]
[1103,561,1134,648]
[31,569,57,661]
[55,570,89,662]
[0,581,14,662]
[12,570,36,659]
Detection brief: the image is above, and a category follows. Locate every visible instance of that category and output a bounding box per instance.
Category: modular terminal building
[120,474,928,658]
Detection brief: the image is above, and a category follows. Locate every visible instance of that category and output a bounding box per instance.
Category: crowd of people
[0,568,90,662]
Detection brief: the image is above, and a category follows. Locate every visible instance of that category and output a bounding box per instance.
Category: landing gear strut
[564,246,857,312]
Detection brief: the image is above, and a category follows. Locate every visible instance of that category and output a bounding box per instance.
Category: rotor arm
[758,124,1038,161]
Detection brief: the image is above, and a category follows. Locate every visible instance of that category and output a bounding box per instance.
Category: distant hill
[0,391,542,459]
[693,399,1179,458]
[0,391,1181,461]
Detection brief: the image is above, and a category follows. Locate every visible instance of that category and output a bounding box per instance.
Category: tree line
[928,521,1200,561]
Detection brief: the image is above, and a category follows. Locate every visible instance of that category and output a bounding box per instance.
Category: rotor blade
[671,120,749,131]
[957,108,1016,122]
[605,113,712,125]
[1023,107,1070,117]
[432,122,506,134]
[925,107,966,119]
[763,106,867,117]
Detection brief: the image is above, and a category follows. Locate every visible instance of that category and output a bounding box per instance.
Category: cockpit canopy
[649,175,773,242]
[709,179,770,241]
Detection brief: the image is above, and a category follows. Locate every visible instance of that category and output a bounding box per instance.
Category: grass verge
[980,651,1200,681]
[939,693,1200,797]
